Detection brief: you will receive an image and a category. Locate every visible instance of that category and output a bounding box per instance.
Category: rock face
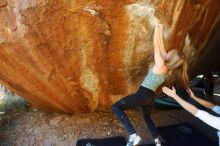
[0,0,219,113]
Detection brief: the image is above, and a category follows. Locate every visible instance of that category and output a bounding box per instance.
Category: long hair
[165,50,189,88]
[179,59,189,88]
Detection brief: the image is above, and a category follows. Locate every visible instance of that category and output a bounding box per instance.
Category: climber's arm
[158,24,167,60]
[153,23,165,67]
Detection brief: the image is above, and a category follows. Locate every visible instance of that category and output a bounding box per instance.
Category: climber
[162,87,220,146]
[111,18,189,146]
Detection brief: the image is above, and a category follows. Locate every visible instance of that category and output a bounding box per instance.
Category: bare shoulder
[152,65,168,75]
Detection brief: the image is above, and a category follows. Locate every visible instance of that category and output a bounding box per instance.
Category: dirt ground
[0,107,218,146]
[1,83,220,146]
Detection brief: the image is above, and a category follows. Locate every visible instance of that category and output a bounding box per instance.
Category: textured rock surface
[0,0,219,113]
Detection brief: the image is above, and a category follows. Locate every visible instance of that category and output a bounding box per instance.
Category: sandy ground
[0,107,218,146]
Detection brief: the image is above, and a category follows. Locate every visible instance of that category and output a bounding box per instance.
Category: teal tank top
[141,68,166,91]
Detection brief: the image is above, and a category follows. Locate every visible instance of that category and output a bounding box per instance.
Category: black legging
[112,86,158,139]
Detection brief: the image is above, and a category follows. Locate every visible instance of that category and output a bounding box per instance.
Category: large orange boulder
[0,0,219,113]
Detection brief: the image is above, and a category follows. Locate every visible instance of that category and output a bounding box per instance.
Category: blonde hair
[165,50,189,88]
[165,49,184,69]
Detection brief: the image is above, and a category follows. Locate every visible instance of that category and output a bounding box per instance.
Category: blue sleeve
[212,106,220,115]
